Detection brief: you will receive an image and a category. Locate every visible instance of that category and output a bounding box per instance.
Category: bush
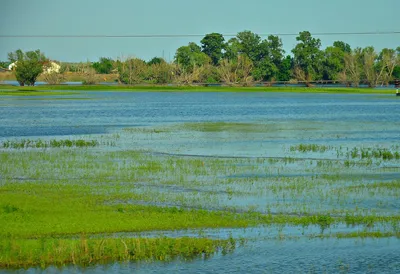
[8,49,47,86]
[92,57,114,74]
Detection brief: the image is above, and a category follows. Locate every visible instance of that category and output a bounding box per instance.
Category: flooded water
[1,91,400,273]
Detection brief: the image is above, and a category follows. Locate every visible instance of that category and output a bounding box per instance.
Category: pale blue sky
[1,0,399,62]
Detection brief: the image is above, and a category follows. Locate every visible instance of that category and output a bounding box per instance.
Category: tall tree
[322,42,350,80]
[277,55,293,81]
[292,31,323,83]
[224,38,241,61]
[393,47,400,79]
[376,48,397,85]
[201,33,225,66]
[362,46,378,87]
[254,35,285,81]
[235,30,262,63]
[343,48,363,87]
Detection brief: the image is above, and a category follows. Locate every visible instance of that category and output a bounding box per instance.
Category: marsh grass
[0,90,80,96]
[348,147,400,160]
[1,134,400,268]
[0,236,235,268]
[290,144,331,153]
[2,139,98,149]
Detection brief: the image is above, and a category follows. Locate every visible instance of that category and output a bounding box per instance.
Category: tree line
[3,31,400,87]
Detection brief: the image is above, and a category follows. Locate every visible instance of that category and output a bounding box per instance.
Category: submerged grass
[2,139,98,149]
[1,129,400,268]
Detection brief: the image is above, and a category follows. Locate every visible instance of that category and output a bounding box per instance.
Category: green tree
[0,61,10,69]
[147,57,166,65]
[201,33,225,66]
[292,31,323,83]
[174,42,210,71]
[277,55,293,81]
[322,42,349,80]
[233,31,262,63]
[8,49,47,86]
[333,41,351,53]
[253,35,285,81]
[394,47,400,79]
[92,57,114,74]
[224,38,241,60]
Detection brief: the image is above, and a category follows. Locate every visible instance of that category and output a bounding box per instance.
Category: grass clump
[290,144,330,153]
[348,147,400,160]
[2,139,98,149]
[0,236,235,268]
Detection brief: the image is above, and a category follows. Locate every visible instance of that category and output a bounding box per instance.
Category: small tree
[92,57,114,74]
[218,55,253,86]
[117,58,148,85]
[8,49,47,86]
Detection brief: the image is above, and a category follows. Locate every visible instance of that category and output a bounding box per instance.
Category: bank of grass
[0,89,80,96]
[0,236,235,268]
[0,84,397,94]
[2,139,98,149]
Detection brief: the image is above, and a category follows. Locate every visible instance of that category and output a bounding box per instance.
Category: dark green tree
[147,57,166,65]
[8,49,47,86]
[292,31,323,82]
[254,35,285,81]
[322,43,348,80]
[92,57,114,74]
[394,47,400,79]
[277,55,293,81]
[201,33,225,66]
[0,61,10,69]
[224,38,241,60]
[235,30,262,63]
[333,41,351,53]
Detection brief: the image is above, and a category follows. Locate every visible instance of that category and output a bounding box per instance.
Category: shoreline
[0,84,398,95]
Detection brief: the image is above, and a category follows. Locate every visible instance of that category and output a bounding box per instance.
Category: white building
[8,62,17,70]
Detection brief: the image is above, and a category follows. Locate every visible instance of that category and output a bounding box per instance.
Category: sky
[0,0,399,62]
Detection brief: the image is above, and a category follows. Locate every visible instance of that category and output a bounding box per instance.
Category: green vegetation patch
[2,139,98,149]
[0,236,235,268]
[290,144,331,153]
[0,84,396,94]
[181,122,265,133]
[0,89,80,96]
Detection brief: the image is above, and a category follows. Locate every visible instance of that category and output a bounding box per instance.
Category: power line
[1,31,399,38]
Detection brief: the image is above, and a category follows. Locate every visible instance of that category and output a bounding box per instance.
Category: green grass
[0,236,235,268]
[0,90,80,96]
[0,84,397,94]
[290,144,331,153]
[2,139,98,149]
